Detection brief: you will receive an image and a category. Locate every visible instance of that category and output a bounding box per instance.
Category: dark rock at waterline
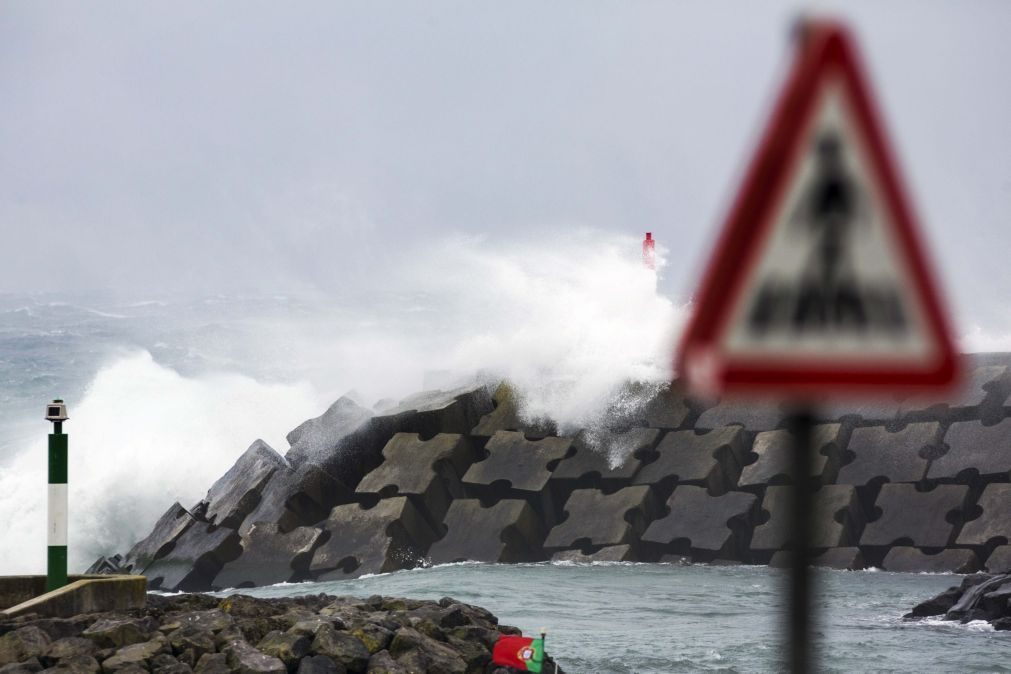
[0,593,564,674]
[906,573,1011,627]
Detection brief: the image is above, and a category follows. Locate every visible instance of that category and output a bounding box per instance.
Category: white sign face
[718,78,936,366]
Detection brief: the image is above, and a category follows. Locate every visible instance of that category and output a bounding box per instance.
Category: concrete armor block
[237,464,354,538]
[881,547,980,574]
[957,483,1011,547]
[738,424,847,488]
[928,419,1011,481]
[462,431,572,495]
[470,383,556,438]
[695,402,787,433]
[633,428,750,495]
[427,499,545,564]
[751,485,863,553]
[142,524,242,592]
[860,483,969,548]
[121,502,197,574]
[551,545,636,563]
[200,440,288,529]
[641,486,758,558]
[543,486,656,552]
[551,428,660,487]
[984,545,1011,573]
[836,423,942,485]
[310,497,437,580]
[356,433,475,523]
[213,524,324,589]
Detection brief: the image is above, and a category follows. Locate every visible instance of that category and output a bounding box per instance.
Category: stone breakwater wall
[91,354,1011,590]
[0,591,561,674]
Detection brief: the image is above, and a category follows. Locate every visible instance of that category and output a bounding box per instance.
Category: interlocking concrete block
[285,397,375,471]
[463,431,572,494]
[695,402,786,432]
[121,502,196,574]
[237,464,354,538]
[820,399,902,424]
[427,499,545,564]
[633,428,749,495]
[860,484,969,548]
[984,546,1011,573]
[551,545,636,563]
[641,486,758,557]
[928,419,1011,481]
[213,524,324,589]
[199,440,289,529]
[551,428,660,486]
[881,547,980,574]
[288,386,491,486]
[738,424,847,488]
[836,423,942,486]
[543,487,656,552]
[470,382,556,438]
[142,523,242,592]
[381,385,494,438]
[310,497,437,580]
[900,365,1009,418]
[957,483,1011,547]
[356,433,474,523]
[639,383,693,430]
[770,547,864,570]
[750,485,863,553]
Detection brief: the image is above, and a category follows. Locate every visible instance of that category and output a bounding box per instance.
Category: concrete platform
[0,575,146,619]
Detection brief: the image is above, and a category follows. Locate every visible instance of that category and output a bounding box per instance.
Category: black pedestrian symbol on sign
[747,131,908,337]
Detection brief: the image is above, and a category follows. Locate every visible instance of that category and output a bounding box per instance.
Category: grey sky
[2,1,1010,336]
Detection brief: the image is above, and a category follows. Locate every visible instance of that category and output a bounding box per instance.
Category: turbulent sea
[223,563,1009,673]
[4,289,1010,672]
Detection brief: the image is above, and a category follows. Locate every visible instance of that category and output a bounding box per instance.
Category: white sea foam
[0,351,322,574]
[0,231,684,572]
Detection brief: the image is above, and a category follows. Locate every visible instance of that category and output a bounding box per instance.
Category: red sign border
[676,21,960,397]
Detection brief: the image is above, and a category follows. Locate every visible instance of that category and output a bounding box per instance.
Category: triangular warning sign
[678,21,959,397]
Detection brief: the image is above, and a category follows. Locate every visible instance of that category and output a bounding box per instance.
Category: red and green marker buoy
[45,399,69,591]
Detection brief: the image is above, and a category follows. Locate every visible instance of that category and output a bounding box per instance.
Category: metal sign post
[675,19,960,673]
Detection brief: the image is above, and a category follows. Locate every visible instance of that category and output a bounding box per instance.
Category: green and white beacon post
[45,399,69,591]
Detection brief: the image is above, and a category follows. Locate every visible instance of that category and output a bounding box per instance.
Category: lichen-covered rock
[0,658,42,674]
[309,626,368,673]
[43,653,100,674]
[192,653,229,674]
[295,655,341,674]
[44,637,97,663]
[0,627,52,667]
[100,636,170,672]
[222,640,287,674]
[387,628,466,674]
[363,650,406,674]
[257,631,311,672]
[81,619,154,649]
[166,626,216,663]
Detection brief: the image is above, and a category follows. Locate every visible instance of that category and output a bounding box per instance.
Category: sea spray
[0,351,322,573]
[0,231,685,572]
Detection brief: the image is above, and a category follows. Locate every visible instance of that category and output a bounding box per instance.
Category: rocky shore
[0,592,562,674]
[906,573,1011,629]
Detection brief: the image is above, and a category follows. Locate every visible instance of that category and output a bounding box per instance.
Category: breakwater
[0,590,559,674]
[91,353,1011,590]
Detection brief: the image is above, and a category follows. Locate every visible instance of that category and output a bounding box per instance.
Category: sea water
[222,562,1008,674]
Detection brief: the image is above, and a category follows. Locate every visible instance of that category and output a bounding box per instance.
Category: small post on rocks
[45,399,69,591]
[785,409,815,673]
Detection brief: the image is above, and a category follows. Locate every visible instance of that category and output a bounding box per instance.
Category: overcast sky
[2,1,1010,335]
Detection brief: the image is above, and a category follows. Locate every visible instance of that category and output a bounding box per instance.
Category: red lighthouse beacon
[642,232,656,270]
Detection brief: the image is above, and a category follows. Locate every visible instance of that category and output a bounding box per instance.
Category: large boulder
[195,440,289,529]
